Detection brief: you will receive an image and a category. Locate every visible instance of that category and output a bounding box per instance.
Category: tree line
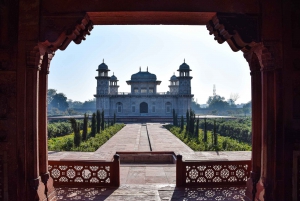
[47,89,96,115]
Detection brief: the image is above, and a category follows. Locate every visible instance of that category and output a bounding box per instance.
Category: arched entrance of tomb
[140,102,148,113]
[18,6,286,201]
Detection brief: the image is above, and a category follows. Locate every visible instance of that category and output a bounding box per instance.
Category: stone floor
[49,123,251,200]
[55,185,247,201]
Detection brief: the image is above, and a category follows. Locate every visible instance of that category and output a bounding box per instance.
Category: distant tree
[70,118,81,147]
[96,110,101,133]
[91,113,96,137]
[47,89,57,105]
[242,101,252,116]
[51,93,69,111]
[207,95,229,110]
[101,110,105,131]
[82,113,88,141]
[82,99,96,110]
[191,98,201,110]
[67,108,79,115]
[67,100,83,109]
[211,110,218,115]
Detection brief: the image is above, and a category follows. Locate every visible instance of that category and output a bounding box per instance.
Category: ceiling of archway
[87,12,216,25]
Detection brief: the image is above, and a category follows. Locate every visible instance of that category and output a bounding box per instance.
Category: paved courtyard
[48,123,251,200]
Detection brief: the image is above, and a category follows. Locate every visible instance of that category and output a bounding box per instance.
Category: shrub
[48,124,125,152]
[164,124,251,151]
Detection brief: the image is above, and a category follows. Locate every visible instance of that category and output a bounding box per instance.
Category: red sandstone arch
[25,10,281,201]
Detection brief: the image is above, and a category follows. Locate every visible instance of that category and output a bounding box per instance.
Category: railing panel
[177,156,251,187]
[48,155,119,187]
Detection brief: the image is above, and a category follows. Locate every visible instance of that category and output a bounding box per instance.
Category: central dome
[130,71,157,82]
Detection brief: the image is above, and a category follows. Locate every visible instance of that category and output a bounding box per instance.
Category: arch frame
[15,3,287,201]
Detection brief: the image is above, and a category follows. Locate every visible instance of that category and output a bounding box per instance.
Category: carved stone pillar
[26,46,46,201]
[38,52,56,200]
[253,42,283,201]
[244,52,262,201]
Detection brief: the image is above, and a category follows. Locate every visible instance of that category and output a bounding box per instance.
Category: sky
[49,25,251,104]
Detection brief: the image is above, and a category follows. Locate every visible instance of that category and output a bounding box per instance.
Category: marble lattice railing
[176,155,251,187]
[48,154,120,187]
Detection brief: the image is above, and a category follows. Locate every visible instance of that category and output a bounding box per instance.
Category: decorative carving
[27,44,47,70]
[180,160,251,186]
[207,13,280,73]
[48,160,115,187]
[207,13,259,52]
[41,13,93,52]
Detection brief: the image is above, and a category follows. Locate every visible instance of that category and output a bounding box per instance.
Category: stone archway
[140,102,148,113]
[16,4,286,200]
[35,13,265,200]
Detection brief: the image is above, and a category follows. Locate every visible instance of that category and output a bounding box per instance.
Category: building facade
[94,61,194,117]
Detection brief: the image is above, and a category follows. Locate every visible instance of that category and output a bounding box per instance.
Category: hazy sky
[49,25,251,104]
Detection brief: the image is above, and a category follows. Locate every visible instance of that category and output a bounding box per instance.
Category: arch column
[252,43,284,201]
[244,51,262,200]
[206,13,286,201]
[26,45,47,201]
[38,52,56,199]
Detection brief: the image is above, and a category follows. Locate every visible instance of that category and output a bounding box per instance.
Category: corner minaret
[96,59,110,95]
[109,72,119,95]
[95,59,111,113]
[177,59,193,95]
[169,73,179,94]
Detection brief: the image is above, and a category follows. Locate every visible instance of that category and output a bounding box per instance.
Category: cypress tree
[91,113,96,137]
[185,110,189,133]
[82,113,88,141]
[203,118,207,142]
[180,115,184,131]
[101,110,105,131]
[96,110,101,133]
[188,109,195,136]
[70,118,81,147]
[213,119,217,146]
[113,112,116,125]
[196,118,199,142]
[175,113,178,126]
[172,109,175,125]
